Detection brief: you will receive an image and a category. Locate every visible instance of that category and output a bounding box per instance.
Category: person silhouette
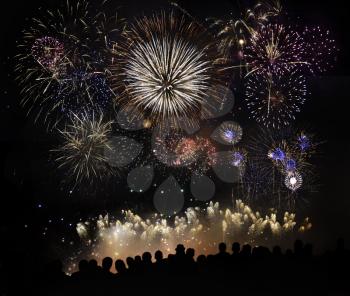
[217,242,230,257]
[154,250,166,274]
[294,239,304,257]
[231,242,240,256]
[126,257,135,274]
[71,259,89,281]
[87,259,101,280]
[185,248,196,274]
[114,259,128,277]
[101,257,114,279]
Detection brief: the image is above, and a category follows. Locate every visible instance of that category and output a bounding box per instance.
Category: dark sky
[1,0,349,268]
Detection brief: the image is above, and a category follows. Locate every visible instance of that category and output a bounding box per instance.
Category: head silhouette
[197,254,206,265]
[142,252,152,263]
[219,242,227,253]
[232,242,240,254]
[102,257,113,271]
[175,244,185,255]
[186,248,195,258]
[88,259,98,271]
[126,257,135,268]
[155,250,163,262]
[115,259,127,274]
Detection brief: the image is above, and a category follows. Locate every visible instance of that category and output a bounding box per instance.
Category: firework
[219,121,243,145]
[15,0,123,125]
[66,199,309,273]
[302,26,337,74]
[208,1,282,59]
[244,127,319,208]
[152,124,216,173]
[112,11,225,127]
[245,70,308,129]
[152,127,199,167]
[231,149,247,169]
[53,111,114,184]
[31,36,65,70]
[284,171,303,191]
[244,23,310,76]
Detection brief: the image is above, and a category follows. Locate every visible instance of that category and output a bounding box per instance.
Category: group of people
[41,239,348,295]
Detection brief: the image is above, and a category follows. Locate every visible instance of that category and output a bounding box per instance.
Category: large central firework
[112,12,224,127]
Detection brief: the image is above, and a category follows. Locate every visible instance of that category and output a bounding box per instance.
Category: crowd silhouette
[38,239,349,295]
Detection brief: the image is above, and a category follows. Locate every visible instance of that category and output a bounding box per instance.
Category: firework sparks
[245,70,308,129]
[244,23,308,76]
[53,111,114,184]
[15,0,123,125]
[302,26,338,74]
[243,128,319,208]
[285,171,303,191]
[208,1,282,59]
[218,121,243,145]
[152,127,216,173]
[67,199,309,272]
[112,11,225,127]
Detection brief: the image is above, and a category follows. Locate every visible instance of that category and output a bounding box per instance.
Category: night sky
[1,0,350,271]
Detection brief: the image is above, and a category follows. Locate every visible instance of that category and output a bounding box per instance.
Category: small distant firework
[113,11,225,127]
[268,147,286,161]
[231,149,247,168]
[302,26,337,74]
[245,23,307,76]
[15,0,123,125]
[152,127,198,167]
[298,134,311,152]
[218,121,243,145]
[230,148,247,177]
[31,36,64,70]
[67,199,309,273]
[285,171,303,191]
[54,112,114,184]
[245,70,307,129]
[152,127,216,173]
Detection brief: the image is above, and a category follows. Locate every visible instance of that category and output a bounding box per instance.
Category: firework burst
[53,111,114,184]
[302,26,338,74]
[15,0,124,126]
[218,121,243,145]
[284,171,303,191]
[152,126,216,174]
[245,69,308,129]
[244,23,310,76]
[112,11,226,128]
[242,127,319,208]
[208,1,282,59]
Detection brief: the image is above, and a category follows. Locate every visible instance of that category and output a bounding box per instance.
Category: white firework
[113,12,223,126]
[284,171,303,191]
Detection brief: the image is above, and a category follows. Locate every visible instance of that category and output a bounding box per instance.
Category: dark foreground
[5,239,350,295]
